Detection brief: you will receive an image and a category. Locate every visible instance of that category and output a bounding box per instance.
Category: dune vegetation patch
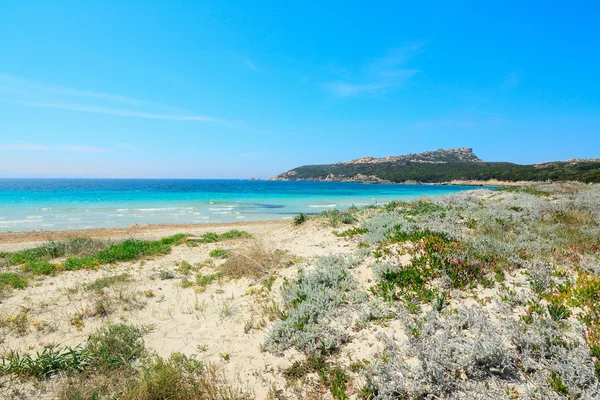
[2,184,600,399]
[220,240,293,280]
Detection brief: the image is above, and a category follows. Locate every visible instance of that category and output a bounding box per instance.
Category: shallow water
[0,179,480,231]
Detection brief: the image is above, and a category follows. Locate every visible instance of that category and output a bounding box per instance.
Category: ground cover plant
[0,323,251,400]
[264,254,366,356]
[0,230,251,296]
[352,182,600,398]
[1,184,600,399]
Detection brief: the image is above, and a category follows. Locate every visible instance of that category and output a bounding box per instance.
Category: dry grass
[220,240,292,279]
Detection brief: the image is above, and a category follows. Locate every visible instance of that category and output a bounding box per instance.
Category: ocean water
[0,179,480,232]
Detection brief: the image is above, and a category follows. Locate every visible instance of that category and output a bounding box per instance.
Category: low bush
[319,209,358,228]
[209,248,229,259]
[220,241,290,279]
[0,273,27,290]
[292,212,307,226]
[85,273,131,292]
[0,323,145,380]
[265,255,366,355]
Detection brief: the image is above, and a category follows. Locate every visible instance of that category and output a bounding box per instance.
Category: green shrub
[0,345,89,379]
[85,324,146,371]
[319,209,358,227]
[158,270,175,280]
[119,353,250,400]
[196,273,222,287]
[0,273,27,289]
[199,232,220,243]
[0,323,145,379]
[85,274,131,292]
[292,212,307,226]
[21,260,58,275]
[284,354,349,399]
[209,248,229,259]
[62,235,184,270]
[218,230,251,240]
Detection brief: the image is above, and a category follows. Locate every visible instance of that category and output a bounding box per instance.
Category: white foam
[138,207,178,212]
[308,204,337,208]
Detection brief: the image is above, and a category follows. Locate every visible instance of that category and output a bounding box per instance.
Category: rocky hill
[341,147,482,165]
[271,148,600,184]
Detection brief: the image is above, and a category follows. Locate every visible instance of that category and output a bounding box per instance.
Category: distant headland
[270,148,600,184]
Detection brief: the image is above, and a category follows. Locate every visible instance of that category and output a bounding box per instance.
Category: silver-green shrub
[264,254,366,355]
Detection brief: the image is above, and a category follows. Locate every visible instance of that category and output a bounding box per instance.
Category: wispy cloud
[414,119,476,129]
[242,56,259,72]
[322,43,424,98]
[17,101,214,121]
[322,82,387,97]
[0,144,109,153]
[0,73,217,122]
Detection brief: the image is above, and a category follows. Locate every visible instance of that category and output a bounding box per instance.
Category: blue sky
[0,1,599,178]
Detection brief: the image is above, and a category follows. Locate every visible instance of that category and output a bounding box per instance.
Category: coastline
[0,219,288,246]
[269,177,531,186]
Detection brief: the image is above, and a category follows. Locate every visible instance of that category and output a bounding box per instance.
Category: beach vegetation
[264,254,366,356]
[158,269,175,280]
[0,273,27,290]
[85,273,131,292]
[284,354,350,399]
[333,227,368,238]
[218,229,252,240]
[209,248,229,259]
[196,230,252,244]
[176,260,195,275]
[220,241,291,279]
[196,272,223,287]
[318,209,358,227]
[292,212,307,226]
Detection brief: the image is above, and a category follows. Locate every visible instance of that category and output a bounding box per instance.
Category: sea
[0,179,481,232]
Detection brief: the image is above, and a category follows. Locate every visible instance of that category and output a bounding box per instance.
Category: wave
[138,207,179,212]
[308,204,337,208]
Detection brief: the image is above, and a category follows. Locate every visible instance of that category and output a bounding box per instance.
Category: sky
[0,1,599,178]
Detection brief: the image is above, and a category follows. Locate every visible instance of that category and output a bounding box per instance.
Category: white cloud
[322,43,423,98]
[0,144,109,153]
[0,73,217,122]
[322,82,387,97]
[18,101,214,121]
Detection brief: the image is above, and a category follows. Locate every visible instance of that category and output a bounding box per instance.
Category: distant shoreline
[269,178,528,186]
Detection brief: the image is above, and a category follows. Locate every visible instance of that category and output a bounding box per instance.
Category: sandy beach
[0,220,288,248]
[1,183,600,399]
[0,218,362,399]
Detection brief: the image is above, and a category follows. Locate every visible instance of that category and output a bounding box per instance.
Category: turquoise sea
[0,179,480,232]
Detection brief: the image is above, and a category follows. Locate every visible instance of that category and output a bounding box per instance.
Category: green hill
[271,148,600,183]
